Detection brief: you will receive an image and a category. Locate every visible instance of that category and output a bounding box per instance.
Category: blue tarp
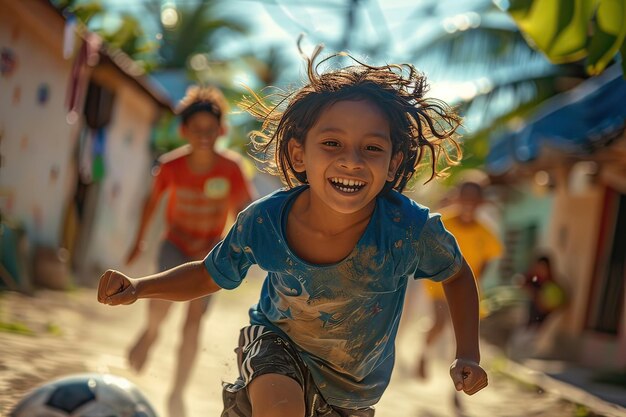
[486,64,626,175]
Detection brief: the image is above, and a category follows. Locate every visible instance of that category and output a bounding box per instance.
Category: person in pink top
[125,85,255,417]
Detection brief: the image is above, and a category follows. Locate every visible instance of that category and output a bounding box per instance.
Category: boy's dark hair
[177,85,229,125]
[241,43,462,193]
[458,181,484,198]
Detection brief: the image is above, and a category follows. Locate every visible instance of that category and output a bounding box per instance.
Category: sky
[89,0,553,133]
[93,0,510,81]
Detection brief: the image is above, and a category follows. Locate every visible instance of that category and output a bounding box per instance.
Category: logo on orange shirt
[204,177,230,199]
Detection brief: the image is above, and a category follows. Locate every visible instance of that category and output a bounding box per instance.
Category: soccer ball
[10,373,158,417]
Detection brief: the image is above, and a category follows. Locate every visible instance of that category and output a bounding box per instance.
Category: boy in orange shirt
[125,85,255,417]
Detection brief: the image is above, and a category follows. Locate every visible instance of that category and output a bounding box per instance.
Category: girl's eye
[322,140,340,147]
[366,145,384,152]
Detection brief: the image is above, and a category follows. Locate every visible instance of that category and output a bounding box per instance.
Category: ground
[0,266,589,417]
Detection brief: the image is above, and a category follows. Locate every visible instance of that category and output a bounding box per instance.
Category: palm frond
[157,1,247,69]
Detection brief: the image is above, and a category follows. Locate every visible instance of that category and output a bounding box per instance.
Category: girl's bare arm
[442,260,480,363]
[442,260,488,395]
[97,261,221,305]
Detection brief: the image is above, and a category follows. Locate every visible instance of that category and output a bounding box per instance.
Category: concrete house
[0,0,172,288]
[487,64,626,370]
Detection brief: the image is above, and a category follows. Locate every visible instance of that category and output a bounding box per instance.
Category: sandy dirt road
[1,266,580,417]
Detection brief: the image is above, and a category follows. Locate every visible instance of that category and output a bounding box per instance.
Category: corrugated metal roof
[487,64,626,175]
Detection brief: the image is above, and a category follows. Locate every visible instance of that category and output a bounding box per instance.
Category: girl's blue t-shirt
[204,186,462,408]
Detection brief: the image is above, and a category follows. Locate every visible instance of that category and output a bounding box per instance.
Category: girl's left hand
[449,358,488,395]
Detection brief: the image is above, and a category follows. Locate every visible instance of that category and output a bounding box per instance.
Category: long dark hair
[240,41,462,193]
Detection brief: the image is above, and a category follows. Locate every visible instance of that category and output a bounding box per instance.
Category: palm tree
[397,0,589,174]
[53,0,154,67]
[132,0,250,151]
[99,13,153,60]
[258,0,591,174]
[142,0,247,70]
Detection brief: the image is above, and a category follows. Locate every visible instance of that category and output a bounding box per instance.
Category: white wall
[0,4,80,246]
[84,80,159,272]
[547,184,604,335]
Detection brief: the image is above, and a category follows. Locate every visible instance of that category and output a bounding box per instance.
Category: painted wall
[610,165,626,368]
[546,185,604,336]
[564,186,626,369]
[543,162,624,368]
[1,1,166,288]
[83,70,159,274]
[0,1,80,246]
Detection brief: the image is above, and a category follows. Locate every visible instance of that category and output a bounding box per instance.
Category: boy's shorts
[221,325,375,417]
[158,239,193,271]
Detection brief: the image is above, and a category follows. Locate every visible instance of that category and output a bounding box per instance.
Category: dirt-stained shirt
[204,186,462,408]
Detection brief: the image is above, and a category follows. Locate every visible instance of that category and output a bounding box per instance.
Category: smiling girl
[98,46,488,417]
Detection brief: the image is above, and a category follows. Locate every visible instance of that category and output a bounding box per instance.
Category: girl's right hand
[97,270,138,306]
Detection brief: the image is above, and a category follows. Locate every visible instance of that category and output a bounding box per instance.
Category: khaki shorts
[221,325,375,417]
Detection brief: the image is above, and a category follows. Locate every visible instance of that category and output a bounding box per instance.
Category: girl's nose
[339,148,364,169]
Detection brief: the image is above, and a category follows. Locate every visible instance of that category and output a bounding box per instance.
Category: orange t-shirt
[152,147,253,258]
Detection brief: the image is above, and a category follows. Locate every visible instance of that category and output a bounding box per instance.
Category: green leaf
[587,0,626,74]
[71,1,104,25]
[508,0,597,63]
[551,0,577,53]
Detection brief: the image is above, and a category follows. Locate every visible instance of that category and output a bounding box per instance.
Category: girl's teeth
[329,178,365,193]
[331,177,364,187]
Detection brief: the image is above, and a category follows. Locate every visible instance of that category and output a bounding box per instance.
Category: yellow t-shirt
[423,211,503,300]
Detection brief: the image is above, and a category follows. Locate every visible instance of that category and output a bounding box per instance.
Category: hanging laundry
[63,13,77,59]
[65,32,101,114]
[92,127,107,182]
